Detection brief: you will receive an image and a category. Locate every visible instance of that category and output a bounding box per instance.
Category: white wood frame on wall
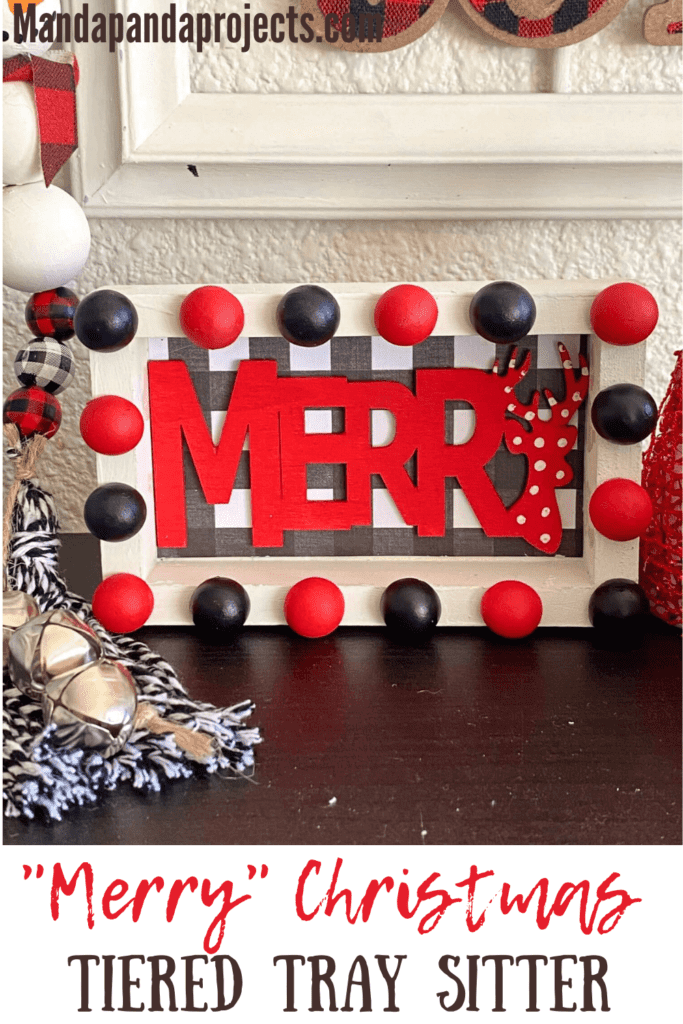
[89,279,645,628]
[67,0,682,220]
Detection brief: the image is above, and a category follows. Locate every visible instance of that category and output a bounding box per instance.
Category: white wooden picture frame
[67,0,682,220]
[89,278,646,627]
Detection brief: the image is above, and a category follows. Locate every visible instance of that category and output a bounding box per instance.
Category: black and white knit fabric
[3,479,260,822]
[14,338,76,395]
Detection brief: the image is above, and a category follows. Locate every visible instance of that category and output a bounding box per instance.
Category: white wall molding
[69,1,682,220]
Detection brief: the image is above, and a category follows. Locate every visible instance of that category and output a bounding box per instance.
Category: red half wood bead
[80,395,144,455]
[179,286,245,350]
[374,284,438,346]
[284,577,345,638]
[92,573,154,633]
[480,580,543,639]
[590,283,659,346]
[589,478,653,541]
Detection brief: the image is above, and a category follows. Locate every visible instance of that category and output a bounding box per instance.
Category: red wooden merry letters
[148,345,588,554]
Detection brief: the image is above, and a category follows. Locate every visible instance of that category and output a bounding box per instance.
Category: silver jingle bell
[42,658,138,758]
[3,589,40,668]
[8,608,102,700]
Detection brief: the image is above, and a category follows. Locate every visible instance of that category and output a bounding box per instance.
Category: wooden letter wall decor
[454,0,630,47]
[299,0,450,53]
[643,0,683,44]
[148,344,589,556]
[300,0,631,49]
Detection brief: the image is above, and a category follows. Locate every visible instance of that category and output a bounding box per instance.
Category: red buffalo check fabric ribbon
[3,51,79,187]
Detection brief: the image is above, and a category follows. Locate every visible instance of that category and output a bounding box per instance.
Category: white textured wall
[189,0,681,94]
[190,2,542,93]
[3,3,681,531]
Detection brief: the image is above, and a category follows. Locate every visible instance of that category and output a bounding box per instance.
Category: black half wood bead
[469,281,537,344]
[191,577,251,639]
[276,285,341,347]
[74,290,139,352]
[588,578,651,645]
[380,578,441,641]
[591,384,658,445]
[84,483,147,542]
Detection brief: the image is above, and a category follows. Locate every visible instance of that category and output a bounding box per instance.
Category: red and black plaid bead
[25,287,79,342]
[3,387,62,440]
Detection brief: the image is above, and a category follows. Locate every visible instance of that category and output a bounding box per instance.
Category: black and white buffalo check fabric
[150,333,587,560]
[14,339,75,395]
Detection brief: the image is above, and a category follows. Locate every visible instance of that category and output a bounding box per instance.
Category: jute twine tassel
[135,702,216,761]
[3,423,49,579]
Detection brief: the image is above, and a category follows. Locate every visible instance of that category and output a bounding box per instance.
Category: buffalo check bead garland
[6,288,77,439]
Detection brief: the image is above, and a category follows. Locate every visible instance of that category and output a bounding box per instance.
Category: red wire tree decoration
[640,350,682,627]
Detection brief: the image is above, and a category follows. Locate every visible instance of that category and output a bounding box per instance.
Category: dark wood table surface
[4,536,681,846]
